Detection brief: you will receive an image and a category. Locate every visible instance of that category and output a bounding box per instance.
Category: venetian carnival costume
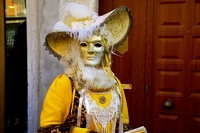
[36,1,146,133]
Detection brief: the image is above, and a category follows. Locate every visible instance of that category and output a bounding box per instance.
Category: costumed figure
[37,1,147,133]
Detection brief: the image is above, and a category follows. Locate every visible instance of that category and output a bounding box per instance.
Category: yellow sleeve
[40,74,72,127]
[115,77,130,124]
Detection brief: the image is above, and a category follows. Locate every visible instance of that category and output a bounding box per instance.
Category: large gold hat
[44,2,133,59]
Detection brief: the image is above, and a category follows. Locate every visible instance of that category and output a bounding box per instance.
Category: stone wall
[27,0,98,132]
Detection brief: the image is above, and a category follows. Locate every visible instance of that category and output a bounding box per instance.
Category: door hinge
[145,84,149,92]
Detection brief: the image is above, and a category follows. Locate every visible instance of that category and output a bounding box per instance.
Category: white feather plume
[53,1,107,41]
[59,2,97,20]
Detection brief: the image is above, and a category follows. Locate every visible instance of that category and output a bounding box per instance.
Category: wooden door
[99,0,148,130]
[151,0,200,132]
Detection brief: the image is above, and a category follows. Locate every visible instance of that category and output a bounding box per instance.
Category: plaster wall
[27,0,99,132]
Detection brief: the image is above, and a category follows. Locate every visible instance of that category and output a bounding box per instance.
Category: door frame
[0,0,5,133]
[144,0,154,132]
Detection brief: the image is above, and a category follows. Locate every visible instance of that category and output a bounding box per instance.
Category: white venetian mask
[79,35,105,67]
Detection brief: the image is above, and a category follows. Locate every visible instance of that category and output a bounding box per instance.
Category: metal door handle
[163,99,173,109]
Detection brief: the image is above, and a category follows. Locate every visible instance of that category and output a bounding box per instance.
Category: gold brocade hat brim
[44,6,133,59]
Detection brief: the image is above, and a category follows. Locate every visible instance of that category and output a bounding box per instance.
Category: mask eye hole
[94,43,102,47]
[80,42,87,47]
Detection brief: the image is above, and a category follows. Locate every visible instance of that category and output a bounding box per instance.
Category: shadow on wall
[5,20,27,133]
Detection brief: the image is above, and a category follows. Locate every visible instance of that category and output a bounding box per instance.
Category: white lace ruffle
[83,88,120,132]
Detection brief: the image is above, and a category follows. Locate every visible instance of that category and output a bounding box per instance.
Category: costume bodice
[64,86,120,133]
[83,89,120,133]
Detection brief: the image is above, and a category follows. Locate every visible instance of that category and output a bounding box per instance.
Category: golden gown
[37,74,132,133]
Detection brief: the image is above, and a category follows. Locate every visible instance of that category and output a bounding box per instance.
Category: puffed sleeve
[38,75,95,133]
[40,74,72,127]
